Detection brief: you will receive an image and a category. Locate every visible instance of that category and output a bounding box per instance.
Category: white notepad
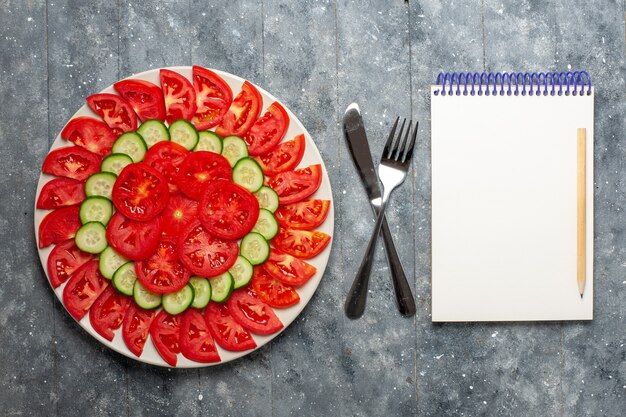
[431,72,594,322]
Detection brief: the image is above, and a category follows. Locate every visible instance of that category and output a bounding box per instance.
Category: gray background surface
[1,0,624,416]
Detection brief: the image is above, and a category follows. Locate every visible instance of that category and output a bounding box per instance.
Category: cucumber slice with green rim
[169,119,199,150]
[221,135,248,167]
[137,119,170,148]
[98,246,129,280]
[252,209,279,240]
[85,172,117,199]
[112,132,148,162]
[101,153,133,175]
[232,157,264,193]
[79,196,113,225]
[162,284,194,315]
[195,130,223,153]
[112,262,137,296]
[253,186,280,213]
[74,222,108,254]
[209,272,234,303]
[189,276,211,309]
[240,232,270,265]
[133,280,162,310]
[229,256,254,289]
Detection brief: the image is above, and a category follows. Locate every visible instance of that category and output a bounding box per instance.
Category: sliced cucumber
[133,280,162,310]
[195,130,223,153]
[240,232,270,265]
[79,196,113,225]
[85,172,117,200]
[137,119,170,148]
[252,209,279,240]
[254,186,280,213]
[209,272,234,303]
[162,284,194,315]
[229,256,254,289]
[99,246,129,280]
[169,119,199,150]
[101,153,133,175]
[233,157,264,193]
[74,222,108,254]
[112,132,148,162]
[221,135,248,167]
[112,262,137,296]
[189,276,211,309]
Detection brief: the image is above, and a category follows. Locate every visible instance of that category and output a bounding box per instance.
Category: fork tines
[383,117,418,164]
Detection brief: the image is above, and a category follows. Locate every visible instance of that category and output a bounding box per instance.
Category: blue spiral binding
[434,71,592,96]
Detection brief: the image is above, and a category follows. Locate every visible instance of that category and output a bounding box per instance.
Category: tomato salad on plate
[35,66,333,368]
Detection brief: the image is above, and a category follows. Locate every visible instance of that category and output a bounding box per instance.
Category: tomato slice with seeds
[266,164,322,205]
[38,205,81,248]
[243,101,290,156]
[61,117,117,156]
[262,248,317,286]
[106,212,162,261]
[114,79,166,122]
[37,177,86,210]
[160,69,197,124]
[122,303,157,357]
[250,267,300,308]
[136,240,191,294]
[272,226,331,259]
[191,66,233,129]
[112,163,170,221]
[160,194,199,240]
[149,310,181,367]
[177,221,239,278]
[216,81,263,138]
[47,239,95,288]
[253,134,305,176]
[227,289,283,335]
[179,308,220,363]
[89,286,131,342]
[42,146,101,181]
[199,179,260,241]
[174,151,231,200]
[86,93,138,136]
[205,302,257,351]
[275,199,330,230]
[143,141,189,194]
[62,260,109,321]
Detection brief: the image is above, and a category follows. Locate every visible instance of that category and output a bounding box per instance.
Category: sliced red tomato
[179,309,220,363]
[143,141,189,193]
[198,179,260,241]
[250,267,300,308]
[272,226,331,259]
[204,302,257,351]
[160,194,199,239]
[37,177,86,210]
[86,93,138,135]
[122,303,157,357]
[254,134,305,176]
[266,164,322,205]
[243,102,290,156]
[106,212,162,261]
[174,151,231,200]
[227,289,283,335]
[275,199,330,230]
[112,163,170,221]
[160,69,197,124]
[42,146,101,181]
[136,240,191,294]
[262,248,317,286]
[149,310,181,367]
[62,260,109,321]
[191,66,233,129]
[38,205,81,248]
[114,79,166,122]
[60,117,117,156]
[89,286,131,342]
[47,239,95,288]
[177,221,238,278]
[215,81,263,138]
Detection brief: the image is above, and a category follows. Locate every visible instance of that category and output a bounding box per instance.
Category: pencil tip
[580,293,583,299]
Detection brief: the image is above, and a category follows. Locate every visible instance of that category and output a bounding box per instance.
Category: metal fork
[345,117,418,319]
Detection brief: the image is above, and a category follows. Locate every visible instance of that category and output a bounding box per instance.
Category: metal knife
[343,103,416,317]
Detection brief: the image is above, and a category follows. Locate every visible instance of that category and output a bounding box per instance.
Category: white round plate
[34,66,334,368]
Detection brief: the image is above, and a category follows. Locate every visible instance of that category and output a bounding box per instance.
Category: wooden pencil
[577,128,586,298]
